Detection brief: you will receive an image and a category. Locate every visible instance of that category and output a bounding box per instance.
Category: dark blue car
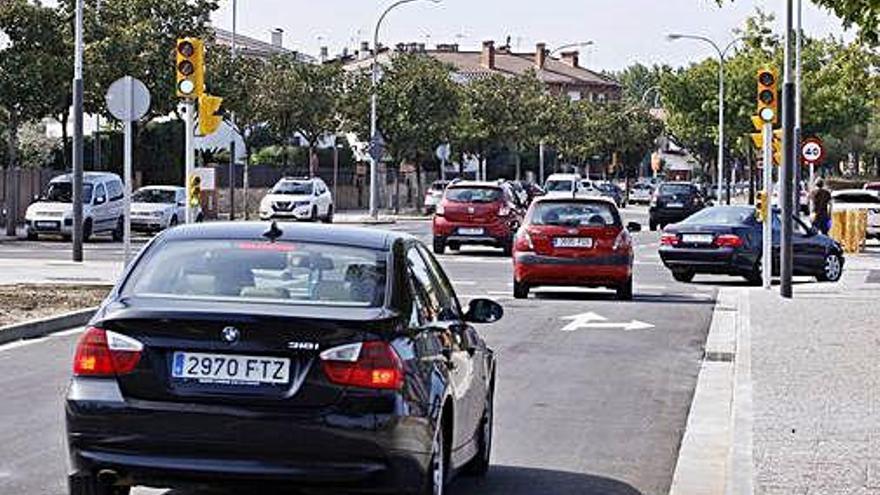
[658,206,845,284]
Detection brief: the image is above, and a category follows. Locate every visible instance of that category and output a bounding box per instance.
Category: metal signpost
[184,101,196,224]
[761,118,774,289]
[435,143,451,182]
[780,0,796,298]
[106,76,150,266]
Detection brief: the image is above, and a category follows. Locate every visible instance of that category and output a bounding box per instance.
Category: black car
[649,182,706,230]
[66,222,502,495]
[658,206,845,284]
[595,182,626,208]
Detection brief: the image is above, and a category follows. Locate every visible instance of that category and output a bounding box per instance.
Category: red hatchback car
[433,181,524,255]
[512,197,640,300]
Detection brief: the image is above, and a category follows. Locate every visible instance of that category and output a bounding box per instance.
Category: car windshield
[865,184,880,192]
[445,187,501,203]
[530,201,619,227]
[123,240,387,307]
[834,193,880,204]
[545,180,574,192]
[45,182,93,203]
[272,181,313,195]
[133,189,176,204]
[680,207,754,226]
[659,184,695,196]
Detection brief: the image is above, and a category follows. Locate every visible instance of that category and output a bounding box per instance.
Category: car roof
[137,185,182,191]
[50,172,120,183]
[161,221,409,251]
[546,174,580,180]
[448,181,501,189]
[833,189,880,197]
[532,196,618,207]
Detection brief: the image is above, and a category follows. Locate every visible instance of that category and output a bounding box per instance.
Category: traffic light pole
[762,122,773,289]
[71,0,84,262]
[184,100,195,224]
[780,0,796,298]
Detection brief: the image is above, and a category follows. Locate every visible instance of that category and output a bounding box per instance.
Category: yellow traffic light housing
[756,68,778,125]
[176,38,204,98]
[198,94,224,136]
[188,174,202,207]
[755,191,768,222]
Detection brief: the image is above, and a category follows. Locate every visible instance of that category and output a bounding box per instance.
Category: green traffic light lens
[758,71,775,86]
[178,41,195,58]
[759,89,775,104]
[178,60,194,77]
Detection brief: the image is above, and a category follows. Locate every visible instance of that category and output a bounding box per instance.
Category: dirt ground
[0,284,111,327]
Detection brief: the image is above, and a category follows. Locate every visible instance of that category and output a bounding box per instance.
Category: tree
[721,0,879,44]
[255,56,345,175]
[615,63,669,106]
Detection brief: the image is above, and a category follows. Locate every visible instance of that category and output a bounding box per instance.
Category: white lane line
[54,327,86,337]
[0,337,49,352]
[452,281,478,286]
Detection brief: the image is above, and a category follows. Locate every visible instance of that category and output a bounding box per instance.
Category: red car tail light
[514,228,534,252]
[660,233,679,246]
[435,203,445,216]
[73,327,143,376]
[320,341,404,390]
[498,205,511,217]
[612,229,631,251]
[714,234,744,248]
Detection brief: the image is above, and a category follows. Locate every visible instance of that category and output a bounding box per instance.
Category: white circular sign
[435,143,451,162]
[801,140,823,163]
[105,76,151,121]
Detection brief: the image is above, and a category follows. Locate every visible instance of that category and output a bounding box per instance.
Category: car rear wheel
[111,217,124,242]
[82,218,92,242]
[433,237,445,255]
[513,279,529,299]
[649,219,658,231]
[310,205,318,222]
[323,205,334,224]
[448,242,460,252]
[501,238,513,256]
[816,252,843,282]
[743,258,762,286]
[616,276,633,300]
[420,423,447,495]
[169,215,178,228]
[26,230,38,241]
[464,382,494,476]
[671,269,695,283]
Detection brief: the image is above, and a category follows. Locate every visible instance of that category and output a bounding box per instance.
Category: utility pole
[230,0,237,221]
[184,101,195,224]
[71,0,84,262]
[762,122,773,289]
[780,0,796,298]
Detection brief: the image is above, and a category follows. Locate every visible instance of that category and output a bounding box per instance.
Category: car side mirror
[626,222,642,233]
[178,201,187,207]
[464,298,503,324]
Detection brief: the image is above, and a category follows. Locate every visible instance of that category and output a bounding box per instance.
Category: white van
[544,173,590,199]
[25,172,125,241]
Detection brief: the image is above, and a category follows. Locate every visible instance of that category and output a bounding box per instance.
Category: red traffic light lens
[178,40,195,58]
[177,60,194,76]
[758,71,775,86]
[759,89,775,104]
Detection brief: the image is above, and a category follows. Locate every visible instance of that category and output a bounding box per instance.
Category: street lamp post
[71,0,85,261]
[667,34,743,205]
[537,41,594,185]
[369,0,440,220]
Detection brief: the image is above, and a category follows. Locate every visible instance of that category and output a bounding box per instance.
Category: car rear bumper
[131,219,166,231]
[659,246,755,274]
[514,253,632,286]
[66,378,431,493]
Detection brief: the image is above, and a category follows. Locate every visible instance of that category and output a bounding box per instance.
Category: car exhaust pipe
[96,469,119,485]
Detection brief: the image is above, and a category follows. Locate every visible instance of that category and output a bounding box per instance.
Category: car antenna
[263,221,283,242]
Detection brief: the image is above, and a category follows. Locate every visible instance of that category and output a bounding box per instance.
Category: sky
[211,0,854,71]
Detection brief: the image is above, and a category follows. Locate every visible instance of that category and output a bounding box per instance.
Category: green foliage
[721,0,879,44]
[17,122,61,169]
[205,44,266,157]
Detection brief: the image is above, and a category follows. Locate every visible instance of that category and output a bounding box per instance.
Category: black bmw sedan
[658,206,845,284]
[66,222,502,495]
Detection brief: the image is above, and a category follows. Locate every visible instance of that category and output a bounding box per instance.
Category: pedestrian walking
[810,178,832,235]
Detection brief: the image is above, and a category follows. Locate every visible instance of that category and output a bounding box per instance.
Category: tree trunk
[414,153,423,213]
[5,114,19,236]
[60,109,71,170]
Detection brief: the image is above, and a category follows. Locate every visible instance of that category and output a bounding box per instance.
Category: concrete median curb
[0,307,97,346]
[669,287,746,495]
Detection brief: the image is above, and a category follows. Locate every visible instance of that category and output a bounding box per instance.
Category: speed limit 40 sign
[801,137,824,165]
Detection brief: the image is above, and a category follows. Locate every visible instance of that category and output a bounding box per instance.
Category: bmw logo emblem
[221,326,241,343]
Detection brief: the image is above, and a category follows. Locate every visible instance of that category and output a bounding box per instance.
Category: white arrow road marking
[560,312,655,332]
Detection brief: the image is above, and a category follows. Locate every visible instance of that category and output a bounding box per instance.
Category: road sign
[559,312,654,332]
[435,143,451,162]
[105,76,150,121]
[105,76,151,268]
[801,137,824,164]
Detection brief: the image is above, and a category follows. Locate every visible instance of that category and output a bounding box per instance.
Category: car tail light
[320,341,404,390]
[613,230,631,251]
[514,228,534,252]
[714,234,744,248]
[660,233,679,246]
[73,327,143,376]
[435,203,445,216]
[498,205,511,217]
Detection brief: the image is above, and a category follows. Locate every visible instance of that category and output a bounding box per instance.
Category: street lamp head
[666,34,683,41]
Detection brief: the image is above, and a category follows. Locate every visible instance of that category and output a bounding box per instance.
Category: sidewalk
[0,258,121,285]
[732,245,880,494]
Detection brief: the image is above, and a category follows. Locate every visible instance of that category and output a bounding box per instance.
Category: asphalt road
[0,206,717,495]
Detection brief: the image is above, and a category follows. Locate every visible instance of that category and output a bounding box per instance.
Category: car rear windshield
[530,201,620,227]
[123,240,387,307]
[272,181,313,195]
[445,187,501,203]
[659,184,696,195]
[133,189,176,204]
[833,193,880,204]
[431,181,448,191]
[545,180,574,192]
[680,207,754,226]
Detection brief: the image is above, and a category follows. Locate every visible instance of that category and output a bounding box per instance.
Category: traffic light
[188,174,201,207]
[755,191,768,222]
[176,38,204,98]
[198,94,224,136]
[756,67,778,124]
